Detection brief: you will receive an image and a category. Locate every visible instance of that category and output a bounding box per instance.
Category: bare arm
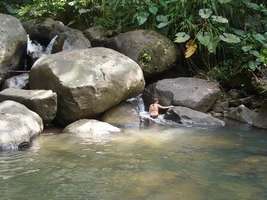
[157,104,173,110]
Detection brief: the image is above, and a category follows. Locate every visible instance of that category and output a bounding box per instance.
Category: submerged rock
[107,30,177,78]
[63,119,120,141]
[30,47,145,125]
[145,77,221,112]
[164,106,225,127]
[0,14,27,84]
[2,73,29,89]
[102,102,141,128]
[0,88,57,124]
[0,101,43,151]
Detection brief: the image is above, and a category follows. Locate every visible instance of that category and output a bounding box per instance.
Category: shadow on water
[0,123,267,200]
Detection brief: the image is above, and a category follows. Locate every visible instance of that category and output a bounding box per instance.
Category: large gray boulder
[0,88,57,124]
[145,77,221,112]
[0,14,27,83]
[252,102,267,129]
[83,26,115,47]
[225,105,255,125]
[2,73,29,89]
[107,30,177,78]
[23,18,91,52]
[30,47,145,125]
[164,106,225,127]
[102,102,141,128]
[0,101,43,151]
[63,119,120,142]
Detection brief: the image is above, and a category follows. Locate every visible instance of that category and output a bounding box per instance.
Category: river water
[1,124,267,200]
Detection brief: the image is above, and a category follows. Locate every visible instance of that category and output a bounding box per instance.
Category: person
[149,98,173,118]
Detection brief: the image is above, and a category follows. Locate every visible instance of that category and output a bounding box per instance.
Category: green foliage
[3,0,267,90]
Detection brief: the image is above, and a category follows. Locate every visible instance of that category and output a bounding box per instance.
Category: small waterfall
[127,94,146,113]
[26,35,58,69]
[45,35,58,54]
[27,35,44,59]
[27,35,58,59]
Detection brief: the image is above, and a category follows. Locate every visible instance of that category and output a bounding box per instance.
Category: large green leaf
[197,31,219,53]
[174,32,190,43]
[149,5,158,15]
[199,9,212,19]
[220,33,241,44]
[136,12,149,25]
[211,15,228,23]
[253,33,266,44]
[218,0,232,3]
[156,15,168,22]
[157,22,170,29]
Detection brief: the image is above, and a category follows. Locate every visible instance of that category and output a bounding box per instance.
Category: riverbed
[1,124,267,200]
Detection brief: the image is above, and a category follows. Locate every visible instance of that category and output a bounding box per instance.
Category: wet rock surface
[2,73,29,89]
[102,102,141,128]
[0,88,57,124]
[0,100,43,151]
[164,106,225,127]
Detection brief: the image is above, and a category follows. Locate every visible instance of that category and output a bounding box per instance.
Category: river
[1,124,267,200]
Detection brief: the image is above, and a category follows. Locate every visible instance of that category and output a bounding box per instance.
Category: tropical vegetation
[1,0,267,93]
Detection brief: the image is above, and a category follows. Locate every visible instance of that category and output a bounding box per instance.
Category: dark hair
[153,98,159,102]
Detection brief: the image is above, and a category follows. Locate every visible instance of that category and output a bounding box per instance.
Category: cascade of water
[27,35,44,59]
[27,35,58,58]
[45,35,58,54]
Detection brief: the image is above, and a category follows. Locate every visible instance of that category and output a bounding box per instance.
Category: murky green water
[1,124,267,200]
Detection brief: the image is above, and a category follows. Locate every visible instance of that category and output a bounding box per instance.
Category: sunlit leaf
[211,15,228,23]
[220,33,241,44]
[149,5,158,15]
[157,22,170,29]
[197,31,219,53]
[185,40,197,58]
[199,9,212,19]
[241,45,253,52]
[218,0,232,3]
[136,12,149,25]
[156,15,168,22]
[174,32,190,43]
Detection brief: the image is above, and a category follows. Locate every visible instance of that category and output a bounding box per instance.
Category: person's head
[153,98,159,104]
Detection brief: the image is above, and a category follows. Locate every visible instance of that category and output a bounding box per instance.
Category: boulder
[83,26,115,47]
[107,30,177,78]
[0,14,27,83]
[23,18,66,43]
[0,100,43,151]
[251,102,267,129]
[51,28,91,52]
[2,73,29,89]
[225,105,255,125]
[164,106,225,127]
[0,88,57,124]
[63,119,120,141]
[102,102,141,128]
[30,47,145,125]
[23,18,91,52]
[145,77,221,112]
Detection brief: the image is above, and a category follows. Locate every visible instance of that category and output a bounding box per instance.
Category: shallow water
[1,125,267,200]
